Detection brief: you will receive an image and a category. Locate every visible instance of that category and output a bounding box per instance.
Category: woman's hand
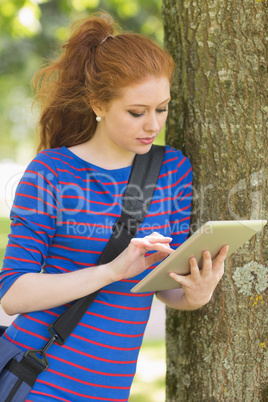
[107,232,174,282]
[157,245,229,310]
[2,232,173,315]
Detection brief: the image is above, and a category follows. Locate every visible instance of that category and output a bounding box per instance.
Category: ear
[91,101,106,119]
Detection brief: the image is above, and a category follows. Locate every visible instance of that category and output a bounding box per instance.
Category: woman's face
[94,75,171,158]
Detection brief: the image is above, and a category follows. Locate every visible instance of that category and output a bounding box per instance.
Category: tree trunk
[162,0,268,401]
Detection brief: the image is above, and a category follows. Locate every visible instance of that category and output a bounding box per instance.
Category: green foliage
[0,0,163,161]
[0,217,10,266]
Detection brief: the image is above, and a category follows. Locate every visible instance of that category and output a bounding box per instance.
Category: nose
[144,112,161,133]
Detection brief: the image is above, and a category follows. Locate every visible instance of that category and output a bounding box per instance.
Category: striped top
[0,145,192,402]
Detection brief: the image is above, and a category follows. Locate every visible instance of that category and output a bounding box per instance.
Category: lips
[137,137,155,145]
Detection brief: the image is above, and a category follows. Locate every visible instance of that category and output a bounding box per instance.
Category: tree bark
[162,0,268,400]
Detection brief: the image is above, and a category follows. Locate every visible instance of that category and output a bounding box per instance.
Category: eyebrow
[126,97,171,107]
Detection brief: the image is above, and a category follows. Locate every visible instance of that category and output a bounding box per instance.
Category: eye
[128,111,145,118]
[156,108,168,114]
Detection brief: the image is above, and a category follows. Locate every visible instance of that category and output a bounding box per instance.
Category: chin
[134,143,154,155]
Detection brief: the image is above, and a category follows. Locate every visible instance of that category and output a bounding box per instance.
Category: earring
[96,116,101,122]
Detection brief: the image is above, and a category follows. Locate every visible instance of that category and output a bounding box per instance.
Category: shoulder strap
[47,145,165,345]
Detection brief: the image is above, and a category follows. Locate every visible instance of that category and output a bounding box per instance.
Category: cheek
[111,119,139,142]
[106,115,129,133]
[159,114,168,128]
[123,117,142,133]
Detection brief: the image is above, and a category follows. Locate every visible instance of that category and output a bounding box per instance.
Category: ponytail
[33,13,174,151]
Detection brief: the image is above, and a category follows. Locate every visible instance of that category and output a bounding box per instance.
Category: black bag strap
[47,144,165,345]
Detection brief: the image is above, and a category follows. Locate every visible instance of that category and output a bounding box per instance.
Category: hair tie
[100,35,114,45]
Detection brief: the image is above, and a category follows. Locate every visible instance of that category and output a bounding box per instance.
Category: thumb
[169,272,189,286]
[145,251,170,267]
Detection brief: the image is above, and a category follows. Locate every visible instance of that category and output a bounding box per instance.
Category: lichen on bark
[232,261,268,295]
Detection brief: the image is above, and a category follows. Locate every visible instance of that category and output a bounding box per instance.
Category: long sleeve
[0,151,60,298]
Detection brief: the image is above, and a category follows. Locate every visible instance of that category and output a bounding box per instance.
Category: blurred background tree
[0,0,163,162]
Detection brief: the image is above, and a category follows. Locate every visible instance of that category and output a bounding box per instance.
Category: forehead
[116,76,170,105]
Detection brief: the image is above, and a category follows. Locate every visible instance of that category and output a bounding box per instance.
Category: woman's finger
[131,236,173,249]
[131,238,151,248]
[145,251,170,267]
[169,272,190,286]
[201,250,212,276]
[213,245,229,270]
[131,238,173,254]
[144,234,173,244]
[189,256,201,279]
[169,256,200,286]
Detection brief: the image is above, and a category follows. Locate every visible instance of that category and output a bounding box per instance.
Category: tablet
[131,220,267,293]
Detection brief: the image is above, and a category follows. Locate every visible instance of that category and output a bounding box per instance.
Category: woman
[0,14,228,401]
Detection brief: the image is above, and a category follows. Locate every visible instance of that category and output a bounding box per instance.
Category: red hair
[33,13,174,151]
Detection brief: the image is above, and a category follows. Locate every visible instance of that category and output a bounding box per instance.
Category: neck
[90,140,135,169]
[70,133,136,170]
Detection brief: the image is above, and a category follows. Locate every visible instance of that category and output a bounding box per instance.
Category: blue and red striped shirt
[0,145,192,401]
